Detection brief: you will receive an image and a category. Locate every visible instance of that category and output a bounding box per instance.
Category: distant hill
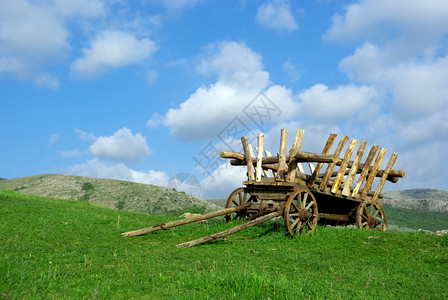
[0,177,6,180]
[383,189,448,213]
[0,174,219,216]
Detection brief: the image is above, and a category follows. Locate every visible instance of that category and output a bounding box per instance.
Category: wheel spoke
[290,213,300,217]
[291,201,300,212]
[291,218,301,229]
[295,221,302,233]
[232,199,238,206]
[305,200,314,210]
[302,193,308,208]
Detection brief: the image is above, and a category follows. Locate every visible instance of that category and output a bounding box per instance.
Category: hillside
[383,189,448,213]
[0,174,219,216]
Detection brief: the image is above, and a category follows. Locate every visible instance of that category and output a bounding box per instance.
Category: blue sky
[1,0,447,198]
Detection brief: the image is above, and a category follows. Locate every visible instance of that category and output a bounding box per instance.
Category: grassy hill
[0,174,219,216]
[1,190,447,299]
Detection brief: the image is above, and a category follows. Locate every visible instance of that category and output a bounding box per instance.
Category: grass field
[1,189,447,299]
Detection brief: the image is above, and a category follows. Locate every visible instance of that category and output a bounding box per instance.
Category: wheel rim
[284,188,318,236]
[356,200,388,231]
[225,187,257,222]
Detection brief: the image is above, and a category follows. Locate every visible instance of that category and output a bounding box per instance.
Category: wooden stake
[276,129,288,181]
[342,141,367,196]
[360,147,387,199]
[319,136,349,191]
[351,145,379,197]
[241,136,255,181]
[307,133,337,187]
[331,139,357,194]
[120,203,251,237]
[372,152,398,202]
[176,210,282,248]
[256,133,264,181]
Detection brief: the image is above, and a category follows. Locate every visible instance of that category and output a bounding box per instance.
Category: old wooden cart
[121,129,405,247]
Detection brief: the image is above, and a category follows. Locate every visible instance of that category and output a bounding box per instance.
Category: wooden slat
[360,147,387,199]
[372,152,398,202]
[265,150,277,177]
[286,129,305,182]
[256,133,264,181]
[319,136,349,191]
[307,133,337,187]
[331,139,358,194]
[342,141,367,196]
[256,148,270,177]
[308,163,315,174]
[351,145,379,197]
[276,129,288,181]
[241,136,255,181]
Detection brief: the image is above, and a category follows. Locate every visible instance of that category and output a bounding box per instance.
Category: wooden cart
[121,129,405,247]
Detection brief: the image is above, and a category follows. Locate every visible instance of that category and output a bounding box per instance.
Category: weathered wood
[331,139,358,194]
[176,210,282,248]
[256,133,264,181]
[220,151,245,160]
[265,150,277,177]
[286,129,305,182]
[276,129,288,181]
[351,145,379,197]
[319,136,349,191]
[307,133,337,187]
[256,147,270,177]
[318,213,350,222]
[342,141,367,196]
[360,147,387,199]
[120,203,251,237]
[241,136,255,181]
[372,152,398,202]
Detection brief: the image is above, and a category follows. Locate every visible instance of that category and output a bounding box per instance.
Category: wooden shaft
[351,145,379,197]
[331,139,358,194]
[276,129,288,181]
[256,133,264,181]
[176,210,282,248]
[319,136,349,191]
[372,152,398,202]
[342,141,367,196]
[307,133,337,187]
[241,136,255,181]
[360,147,387,199]
[120,203,251,237]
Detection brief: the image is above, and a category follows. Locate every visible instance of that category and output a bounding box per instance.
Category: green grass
[1,189,447,299]
[384,205,448,231]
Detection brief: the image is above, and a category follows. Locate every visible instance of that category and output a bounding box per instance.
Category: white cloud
[48,133,60,146]
[297,83,379,123]
[90,127,151,163]
[153,41,299,140]
[52,0,105,19]
[60,148,83,158]
[146,70,158,85]
[150,0,204,13]
[324,0,448,55]
[68,158,169,187]
[71,30,157,77]
[75,129,96,141]
[0,0,68,86]
[200,163,247,199]
[282,60,300,81]
[0,0,106,87]
[255,0,298,32]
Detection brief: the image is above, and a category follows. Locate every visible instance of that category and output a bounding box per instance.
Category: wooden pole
[256,133,264,181]
[331,139,358,194]
[120,203,251,237]
[307,133,337,187]
[176,210,282,248]
[276,129,288,181]
[241,136,255,181]
[342,141,367,197]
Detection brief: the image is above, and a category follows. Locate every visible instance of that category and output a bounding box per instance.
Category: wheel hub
[299,209,312,222]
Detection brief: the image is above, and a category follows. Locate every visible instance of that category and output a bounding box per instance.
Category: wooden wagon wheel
[225,187,258,222]
[356,200,388,231]
[284,188,318,236]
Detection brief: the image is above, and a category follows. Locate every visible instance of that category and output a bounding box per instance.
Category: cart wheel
[356,200,388,231]
[225,187,258,222]
[284,188,318,236]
